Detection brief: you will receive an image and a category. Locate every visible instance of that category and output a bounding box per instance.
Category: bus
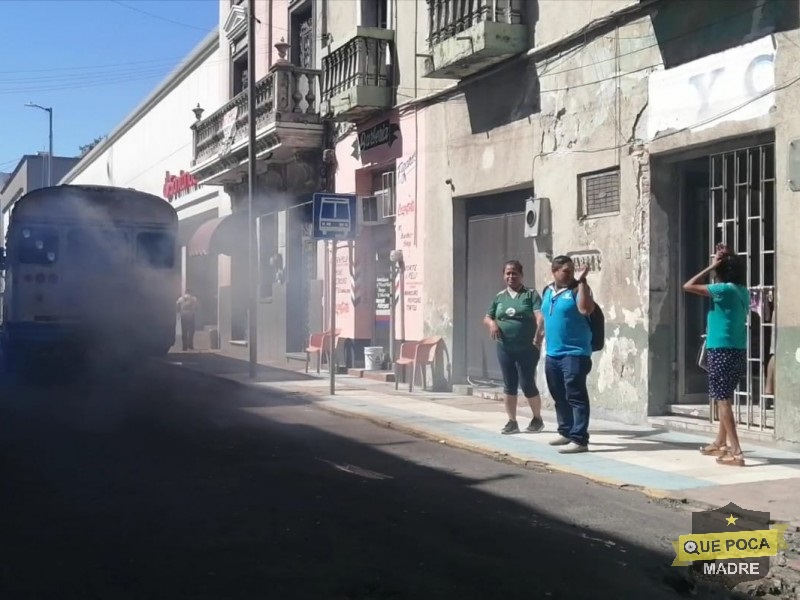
[0,185,179,372]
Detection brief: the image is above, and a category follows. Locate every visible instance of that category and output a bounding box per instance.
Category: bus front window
[137,232,174,268]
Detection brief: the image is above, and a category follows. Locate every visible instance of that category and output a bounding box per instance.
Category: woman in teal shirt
[683,244,749,467]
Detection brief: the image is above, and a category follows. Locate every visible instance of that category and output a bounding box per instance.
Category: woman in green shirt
[683,244,749,467]
[483,260,545,435]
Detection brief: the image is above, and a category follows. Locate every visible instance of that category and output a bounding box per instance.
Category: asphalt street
[0,360,751,599]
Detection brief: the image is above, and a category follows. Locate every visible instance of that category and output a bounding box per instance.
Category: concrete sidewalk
[163,352,800,529]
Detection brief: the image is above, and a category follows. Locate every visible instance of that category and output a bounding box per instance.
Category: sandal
[716,452,745,467]
[700,443,729,456]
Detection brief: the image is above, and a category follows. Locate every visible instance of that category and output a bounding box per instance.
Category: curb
[314,399,687,502]
[157,359,694,507]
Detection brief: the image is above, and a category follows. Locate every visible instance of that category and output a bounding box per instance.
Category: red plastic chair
[394,336,443,392]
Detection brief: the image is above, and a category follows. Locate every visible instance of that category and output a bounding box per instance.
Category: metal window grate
[709,143,776,433]
[581,169,620,216]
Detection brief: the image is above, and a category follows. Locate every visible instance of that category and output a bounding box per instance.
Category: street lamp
[246,1,258,378]
[24,102,53,187]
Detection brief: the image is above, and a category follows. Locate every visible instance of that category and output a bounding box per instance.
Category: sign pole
[389,261,396,363]
[312,191,356,396]
[329,239,337,395]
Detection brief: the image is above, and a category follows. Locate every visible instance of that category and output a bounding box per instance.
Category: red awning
[187,212,248,257]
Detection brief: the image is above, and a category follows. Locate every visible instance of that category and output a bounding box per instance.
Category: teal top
[706,282,749,350]
[486,287,542,351]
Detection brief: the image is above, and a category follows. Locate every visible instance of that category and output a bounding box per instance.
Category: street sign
[313,192,357,397]
[312,193,358,240]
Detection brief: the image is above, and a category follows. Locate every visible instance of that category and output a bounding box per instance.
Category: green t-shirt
[486,286,542,351]
[706,282,749,350]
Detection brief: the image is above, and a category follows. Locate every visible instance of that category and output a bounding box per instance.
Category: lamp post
[25,102,53,186]
[246,1,258,378]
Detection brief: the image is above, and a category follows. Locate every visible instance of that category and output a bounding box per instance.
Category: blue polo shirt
[542,284,592,357]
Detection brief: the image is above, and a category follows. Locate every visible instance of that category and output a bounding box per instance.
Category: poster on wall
[375,276,392,318]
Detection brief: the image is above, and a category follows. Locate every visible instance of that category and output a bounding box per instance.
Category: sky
[0,0,220,174]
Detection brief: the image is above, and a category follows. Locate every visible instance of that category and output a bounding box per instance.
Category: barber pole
[349,243,361,307]
[394,269,402,306]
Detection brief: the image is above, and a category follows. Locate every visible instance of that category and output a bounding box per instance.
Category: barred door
[708,143,776,432]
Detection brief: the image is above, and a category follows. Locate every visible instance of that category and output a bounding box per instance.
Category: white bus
[0,185,179,372]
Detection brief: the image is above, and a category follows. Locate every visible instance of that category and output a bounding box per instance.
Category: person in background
[683,244,749,467]
[176,289,199,351]
[484,260,545,435]
[541,256,594,454]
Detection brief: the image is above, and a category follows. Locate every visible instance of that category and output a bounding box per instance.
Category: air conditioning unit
[376,189,395,220]
[359,195,381,226]
[359,171,397,226]
[524,196,551,238]
[380,171,396,218]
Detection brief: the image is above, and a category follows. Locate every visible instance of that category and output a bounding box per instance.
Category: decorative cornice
[224,5,247,42]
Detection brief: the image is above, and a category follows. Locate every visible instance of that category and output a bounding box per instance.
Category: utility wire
[109,0,213,33]
[539,3,769,80]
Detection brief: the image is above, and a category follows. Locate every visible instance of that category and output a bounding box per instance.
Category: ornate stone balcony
[321,27,395,122]
[190,51,323,187]
[423,0,528,79]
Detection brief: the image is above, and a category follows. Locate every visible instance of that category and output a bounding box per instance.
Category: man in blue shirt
[541,256,595,454]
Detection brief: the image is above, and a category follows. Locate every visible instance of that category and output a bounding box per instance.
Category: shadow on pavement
[162,351,320,382]
[0,362,752,600]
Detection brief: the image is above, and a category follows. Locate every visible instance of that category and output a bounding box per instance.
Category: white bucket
[364,346,384,371]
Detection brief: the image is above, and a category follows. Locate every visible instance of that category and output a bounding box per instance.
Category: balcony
[190,59,323,187]
[423,0,528,79]
[321,27,394,122]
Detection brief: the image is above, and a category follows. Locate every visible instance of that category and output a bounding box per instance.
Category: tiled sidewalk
[164,352,800,528]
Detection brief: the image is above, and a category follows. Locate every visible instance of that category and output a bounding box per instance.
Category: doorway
[371,223,395,352]
[186,254,218,328]
[464,190,535,383]
[676,142,776,432]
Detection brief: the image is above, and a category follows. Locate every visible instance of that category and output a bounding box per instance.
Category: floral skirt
[707,348,747,401]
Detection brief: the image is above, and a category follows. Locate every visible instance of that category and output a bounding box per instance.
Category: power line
[0,71,175,95]
[567,73,797,155]
[539,3,766,80]
[109,0,214,33]
[110,0,291,35]
[0,56,192,75]
[120,142,194,187]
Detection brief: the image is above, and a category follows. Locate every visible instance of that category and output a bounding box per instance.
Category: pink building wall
[330,109,426,345]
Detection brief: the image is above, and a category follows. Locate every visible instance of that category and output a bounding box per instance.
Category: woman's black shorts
[496,344,540,398]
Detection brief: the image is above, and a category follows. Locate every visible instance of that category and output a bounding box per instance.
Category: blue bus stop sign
[312,193,358,240]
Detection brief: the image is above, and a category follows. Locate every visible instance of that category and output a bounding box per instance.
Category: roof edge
[1,153,77,196]
[60,28,219,184]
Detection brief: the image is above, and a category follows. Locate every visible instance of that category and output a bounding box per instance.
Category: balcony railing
[427,0,523,45]
[193,64,320,166]
[321,28,393,113]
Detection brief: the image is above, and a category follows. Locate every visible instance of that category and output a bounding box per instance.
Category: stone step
[648,415,776,444]
[667,403,775,428]
[347,368,395,383]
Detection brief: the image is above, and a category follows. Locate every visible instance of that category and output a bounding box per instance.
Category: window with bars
[579,168,620,217]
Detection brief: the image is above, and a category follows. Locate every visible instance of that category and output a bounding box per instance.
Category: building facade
[187,0,328,361]
[60,31,233,348]
[315,0,800,448]
[57,0,800,449]
[2,153,80,240]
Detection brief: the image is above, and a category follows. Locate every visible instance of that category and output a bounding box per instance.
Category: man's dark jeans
[544,355,592,446]
[180,314,196,351]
